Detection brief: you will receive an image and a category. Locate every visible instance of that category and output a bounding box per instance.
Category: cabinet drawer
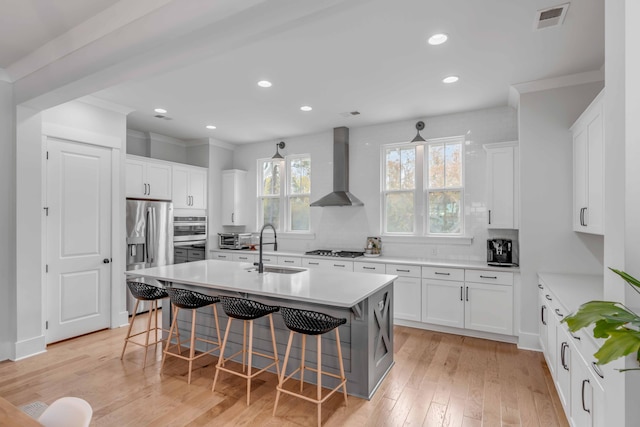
[386,264,421,278]
[260,255,277,264]
[232,253,255,263]
[188,249,205,260]
[302,258,326,269]
[422,266,464,281]
[175,248,188,257]
[279,256,302,267]
[212,252,231,260]
[465,269,513,285]
[354,262,385,274]
[327,260,353,271]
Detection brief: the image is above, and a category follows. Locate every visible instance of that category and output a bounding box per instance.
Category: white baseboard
[113,310,130,329]
[0,340,11,362]
[14,335,46,361]
[517,331,541,351]
[394,319,518,344]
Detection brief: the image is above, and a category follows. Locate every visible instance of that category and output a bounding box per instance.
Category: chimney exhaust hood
[310,127,364,207]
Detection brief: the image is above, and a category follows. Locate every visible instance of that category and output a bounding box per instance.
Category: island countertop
[126,259,398,308]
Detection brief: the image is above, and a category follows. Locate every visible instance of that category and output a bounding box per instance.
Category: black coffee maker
[487,239,513,266]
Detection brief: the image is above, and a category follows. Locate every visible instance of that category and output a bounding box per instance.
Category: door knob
[103,258,110,264]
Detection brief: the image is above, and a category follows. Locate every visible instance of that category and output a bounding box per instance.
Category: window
[382,136,464,236]
[257,155,311,232]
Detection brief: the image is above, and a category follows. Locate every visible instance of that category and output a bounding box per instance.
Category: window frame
[285,153,311,232]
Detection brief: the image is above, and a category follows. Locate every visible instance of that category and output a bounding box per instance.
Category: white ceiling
[2,0,604,145]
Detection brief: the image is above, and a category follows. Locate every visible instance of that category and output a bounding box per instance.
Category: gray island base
[126,259,397,399]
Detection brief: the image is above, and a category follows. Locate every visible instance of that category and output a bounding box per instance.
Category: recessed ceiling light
[428,33,448,46]
[257,80,272,88]
[154,108,167,114]
[300,106,313,112]
[442,75,459,84]
[206,125,216,130]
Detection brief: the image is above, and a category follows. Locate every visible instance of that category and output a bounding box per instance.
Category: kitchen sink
[246,266,306,274]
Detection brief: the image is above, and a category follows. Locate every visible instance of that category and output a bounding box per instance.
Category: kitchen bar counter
[126,259,397,399]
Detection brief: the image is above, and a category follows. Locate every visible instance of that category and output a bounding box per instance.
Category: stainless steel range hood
[310,127,364,207]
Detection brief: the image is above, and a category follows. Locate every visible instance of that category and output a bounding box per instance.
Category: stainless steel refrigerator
[126,199,174,314]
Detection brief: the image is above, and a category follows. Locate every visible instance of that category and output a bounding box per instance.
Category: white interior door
[46,138,112,343]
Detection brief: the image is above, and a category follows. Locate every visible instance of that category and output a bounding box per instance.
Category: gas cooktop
[305,249,365,258]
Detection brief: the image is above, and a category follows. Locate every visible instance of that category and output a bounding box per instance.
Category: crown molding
[511,69,604,96]
[77,95,135,115]
[207,137,235,150]
[148,131,188,147]
[126,129,148,140]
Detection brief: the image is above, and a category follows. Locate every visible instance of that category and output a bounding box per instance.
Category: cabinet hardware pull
[555,308,564,318]
[460,286,463,301]
[143,183,148,195]
[465,286,469,302]
[545,295,552,301]
[363,266,375,270]
[583,207,588,226]
[488,209,491,225]
[148,184,151,195]
[560,342,569,370]
[571,333,581,341]
[231,213,234,223]
[435,272,450,276]
[397,269,410,273]
[591,362,604,379]
[538,284,543,289]
[480,275,497,279]
[581,379,591,413]
[334,264,345,267]
[309,262,319,265]
[284,260,294,263]
[579,207,583,226]
[541,305,547,325]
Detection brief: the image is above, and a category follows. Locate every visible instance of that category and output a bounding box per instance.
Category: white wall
[232,106,518,258]
[149,133,187,164]
[0,81,15,360]
[126,129,149,157]
[207,141,234,248]
[518,81,604,345]
[186,143,209,168]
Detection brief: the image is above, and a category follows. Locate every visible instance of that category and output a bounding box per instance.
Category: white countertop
[537,272,603,313]
[126,259,397,308]
[210,248,520,272]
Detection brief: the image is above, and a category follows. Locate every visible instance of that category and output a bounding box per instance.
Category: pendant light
[411,121,426,142]
[272,141,285,159]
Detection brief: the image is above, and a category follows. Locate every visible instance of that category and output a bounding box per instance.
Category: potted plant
[563,268,640,371]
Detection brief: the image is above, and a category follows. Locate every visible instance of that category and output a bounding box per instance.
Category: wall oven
[174,216,207,247]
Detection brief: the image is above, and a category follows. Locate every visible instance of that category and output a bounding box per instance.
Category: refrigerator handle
[150,207,157,264]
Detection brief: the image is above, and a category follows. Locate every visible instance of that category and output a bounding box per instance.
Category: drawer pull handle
[582,379,591,413]
[541,305,547,325]
[334,264,345,268]
[284,260,294,264]
[480,275,497,279]
[397,269,410,273]
[591,362,604,379]
[545,295,552,301]
[571,333,581,341]
[555,308,564,318]
[465,286,469,302]
[538,284,543,289]
[435,272,450,276]
[560,342,569,370]
[460,286,463,301]
[363,266,375,270]
[309,262,319,265]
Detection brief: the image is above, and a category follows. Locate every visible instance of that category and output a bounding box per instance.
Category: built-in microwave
[174,216,207,246]
[218,233,252,250]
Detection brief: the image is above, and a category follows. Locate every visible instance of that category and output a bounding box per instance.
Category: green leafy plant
[563,268,640,370]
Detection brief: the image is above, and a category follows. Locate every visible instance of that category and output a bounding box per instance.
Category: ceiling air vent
[534,3,569,30]
[339,111,361,117]
[154,114,173,120]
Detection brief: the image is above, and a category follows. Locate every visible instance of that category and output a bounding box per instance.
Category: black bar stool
[121,281,169,368]
[161,287,222,384]
[273,307,348,426]
[212,296,280,405]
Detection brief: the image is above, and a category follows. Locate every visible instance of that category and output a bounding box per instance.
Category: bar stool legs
[274,307,348,426]
[212,296,281,405]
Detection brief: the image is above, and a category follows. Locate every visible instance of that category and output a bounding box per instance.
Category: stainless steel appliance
[126,199,174,314]
[218,232,252,249]
[487,239,515,266]
[304,249,365,258]
[174,216,207,247]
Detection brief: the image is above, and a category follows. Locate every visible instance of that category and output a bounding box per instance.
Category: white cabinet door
[172,166,190,208]
[464,282,513,335]
[485,142,518,229]
[538,283,548,353]
[146,162,172,200]
[126,158,146,198]
[556,326,572,413]
[222,170,246,225]
[232,253,255,263]
[570,351,593,427]
[189,168,207,209]
[173,165,207,209]
[572,90,604,235]
[422,279,464,328]
[126,156,172,200]
[394,276,422,322]
[544,292,558,377]
[211,251,232,260]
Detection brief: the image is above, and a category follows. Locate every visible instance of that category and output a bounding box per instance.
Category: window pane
[262,198,280,229]
[385,147,415,190]
[428,144,444,188]
[385,192,414,233]
[261,161,280,195]
[428,191,461,233]
[290,158,311,194]
[445,143,462,187]
[289,196,310,231]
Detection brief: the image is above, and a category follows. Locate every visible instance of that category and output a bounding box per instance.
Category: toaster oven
[218,233,252,250]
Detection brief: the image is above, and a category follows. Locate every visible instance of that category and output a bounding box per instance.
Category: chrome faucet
[254,223,277,273]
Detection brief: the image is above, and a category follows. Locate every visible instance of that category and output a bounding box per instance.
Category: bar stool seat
[274,307,348,426]
[161,287,222,384]
[121,281,169,368]
[212,296,281,405]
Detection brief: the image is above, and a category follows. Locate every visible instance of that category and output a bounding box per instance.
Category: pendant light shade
[272,141,285,159]
[411,121,426,142]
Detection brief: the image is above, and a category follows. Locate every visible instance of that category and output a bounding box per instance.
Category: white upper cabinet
[222,169,247,225]
[485,141,519,229]
[125,156,172,200]
[172,164,207,210]
[571,90,604,235]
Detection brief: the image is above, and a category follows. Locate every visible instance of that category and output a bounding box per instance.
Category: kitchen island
[125,259,397,399]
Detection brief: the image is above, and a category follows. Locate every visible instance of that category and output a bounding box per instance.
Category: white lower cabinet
[387,264,421,322]
[422,279,464,328]
[232,253,255,263]
[464,282,513,335]
[278,256,302,267]
[556,326,572,411]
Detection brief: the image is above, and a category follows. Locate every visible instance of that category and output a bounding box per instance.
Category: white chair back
[38,397,92,427]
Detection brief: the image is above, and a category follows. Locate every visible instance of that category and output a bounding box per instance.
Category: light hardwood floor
[0,312,568,427]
